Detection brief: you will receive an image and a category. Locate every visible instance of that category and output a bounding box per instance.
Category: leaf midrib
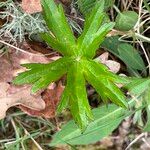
[52,105,124,144]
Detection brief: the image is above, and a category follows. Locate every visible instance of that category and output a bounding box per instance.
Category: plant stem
[113,5,121,14]
[134,33,150,43]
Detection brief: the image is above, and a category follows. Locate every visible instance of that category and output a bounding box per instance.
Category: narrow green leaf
[102,36,146,75]
[118,43,145,71]
[84,22,115,58]
[125,78,150,96]
[78,0,104,54]
[143,88,150,131]
[21,63,47,69]
[83,60,128,108]
[50,104,130,146]
[41,0,76,56]
[144,105,150,131]
[13,57,72,86]
[41,33,68,55]
[83,59,122,81]
[101,36,121,56]
[13,69,44,85]
[31,71,65,93]
[67,63,93,130]
[57,86,69,113]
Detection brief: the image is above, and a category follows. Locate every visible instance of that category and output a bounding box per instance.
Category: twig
[126,0,134,10]
[113,5,121,14]
[137,38,150,74]
[125,133,146,150]
[142,137,150,148]
[24,128,44,150]
[0,40,55,56]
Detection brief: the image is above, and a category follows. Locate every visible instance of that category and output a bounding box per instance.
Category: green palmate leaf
[83,59,128,108]
[57,86,69,113]
[66,63,93,129]
[41,0,76,56]
[14,0,129,130]
[77,0,105,56]
[41,33,68,55]
[83,22,115,58]
[77,0,115,58]
[115,11,138,31]
[50,103,131,146]
[13,57,72,93]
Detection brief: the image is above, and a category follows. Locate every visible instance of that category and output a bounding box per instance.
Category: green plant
[115,11,138,31]
[50,103,132,146]
[14,0,129,130]
[101,36,146,76]
[50,78,150,146]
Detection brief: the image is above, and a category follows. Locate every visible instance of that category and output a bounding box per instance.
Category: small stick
[125,133,146,150]
[0,40,55,57]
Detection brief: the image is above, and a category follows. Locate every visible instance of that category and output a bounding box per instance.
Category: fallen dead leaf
[105,60,120,73]
[98,52,109,63]
[0,42,50,82]
[96,52,120,73]
[21,0,42,14]
[0,83,45,119]
[21,0,71,14]
[141,137,150,150]
[0,56,14,82]
[0,42,58,119]
[19,82,64,118]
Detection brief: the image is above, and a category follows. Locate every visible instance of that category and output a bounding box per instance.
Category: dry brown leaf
[0,56,14,82]
[96,52,120,73]
[19,82,64,118]
[105,60,120,73]
[0,83,45,119]
[21,0,71,14]
[98,52,109,63]
[21,0,42,14]
[0,42,55,119]
[0,42,50,82]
